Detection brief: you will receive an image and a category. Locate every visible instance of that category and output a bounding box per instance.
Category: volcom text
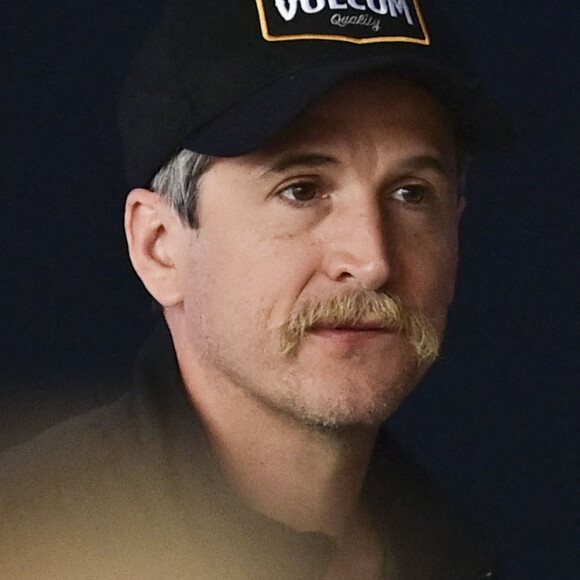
[274,0,414,26]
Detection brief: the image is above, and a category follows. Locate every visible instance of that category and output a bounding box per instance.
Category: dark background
[1,2,578,578]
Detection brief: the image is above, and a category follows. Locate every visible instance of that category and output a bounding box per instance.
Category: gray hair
[150,149,213,228]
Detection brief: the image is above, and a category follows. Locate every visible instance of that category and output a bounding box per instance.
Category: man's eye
[279,182,319,203]
[391,185,427,204]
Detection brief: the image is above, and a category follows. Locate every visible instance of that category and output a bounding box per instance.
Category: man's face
[171,77,464,429]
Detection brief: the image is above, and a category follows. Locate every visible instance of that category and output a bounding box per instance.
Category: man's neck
[190,380,384,579]
[201,395,377,536]
[172,336,378,537]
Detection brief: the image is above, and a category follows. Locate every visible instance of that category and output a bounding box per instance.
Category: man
[1,1,510,578]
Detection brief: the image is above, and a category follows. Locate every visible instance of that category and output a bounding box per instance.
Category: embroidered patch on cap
[254,0,430,45]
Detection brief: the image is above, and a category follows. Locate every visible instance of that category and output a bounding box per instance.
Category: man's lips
[309,324,395,334]
[306,326,395,349]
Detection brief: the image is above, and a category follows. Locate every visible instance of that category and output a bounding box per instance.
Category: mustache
[278,291,441,364]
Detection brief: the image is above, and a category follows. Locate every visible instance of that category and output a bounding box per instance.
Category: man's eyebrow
[259,152,455,178]
[261,153,338,175]
[397,154,455,178]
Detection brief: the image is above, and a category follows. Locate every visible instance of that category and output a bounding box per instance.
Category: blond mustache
[279,291,441,364]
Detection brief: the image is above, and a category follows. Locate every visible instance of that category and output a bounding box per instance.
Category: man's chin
[285,395,406,432]
[297,405,400,432]
[272,372,425,432]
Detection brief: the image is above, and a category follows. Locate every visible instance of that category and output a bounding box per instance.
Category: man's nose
[322,199,393,291]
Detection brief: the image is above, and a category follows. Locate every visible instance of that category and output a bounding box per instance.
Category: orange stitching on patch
[254,0,272,39]
[411,0,431,44]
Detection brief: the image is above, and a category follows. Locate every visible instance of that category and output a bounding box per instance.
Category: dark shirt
[1,322,498,579]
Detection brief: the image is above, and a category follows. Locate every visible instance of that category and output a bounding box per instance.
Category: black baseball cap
[120,0,512,189]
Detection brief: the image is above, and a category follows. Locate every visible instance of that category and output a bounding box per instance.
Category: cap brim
[183,55,513,157]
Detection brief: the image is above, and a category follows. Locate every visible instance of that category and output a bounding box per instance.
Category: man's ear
[124,188,187,307]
